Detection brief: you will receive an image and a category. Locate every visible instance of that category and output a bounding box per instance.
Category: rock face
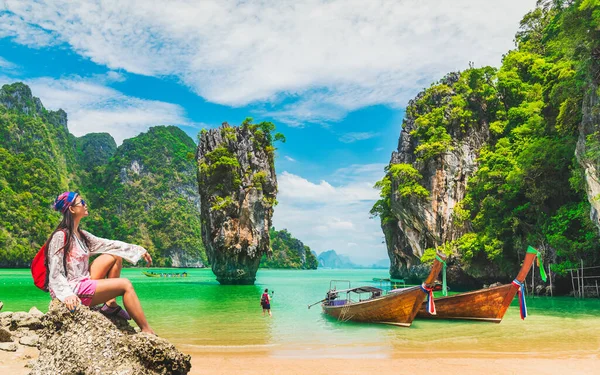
[385,73,489,278]
[196,122,277,284]
[576,82,600,234]
[30,300,191,375]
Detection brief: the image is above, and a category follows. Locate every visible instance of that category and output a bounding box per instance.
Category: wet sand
[2,344,598,375]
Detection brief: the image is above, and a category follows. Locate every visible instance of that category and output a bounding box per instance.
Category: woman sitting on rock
[44,191,155,334]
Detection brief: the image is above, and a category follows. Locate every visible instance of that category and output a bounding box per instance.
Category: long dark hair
[42,206,90,290]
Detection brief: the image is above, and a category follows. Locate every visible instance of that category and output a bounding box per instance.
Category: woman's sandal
[100,303,131,320]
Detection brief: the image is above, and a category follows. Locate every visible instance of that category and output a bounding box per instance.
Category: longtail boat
[416,246,547,322]
[142,271,188,278]
[314,253,446,327]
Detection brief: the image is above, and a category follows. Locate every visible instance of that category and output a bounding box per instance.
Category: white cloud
[338,132,379,144]
[284,155,296,162]
[1,0,538,124]
[0,56,17,71]
[0,74,198,144]
[273,165,388,265]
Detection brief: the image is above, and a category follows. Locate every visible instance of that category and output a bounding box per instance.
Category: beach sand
[2,345,597,375]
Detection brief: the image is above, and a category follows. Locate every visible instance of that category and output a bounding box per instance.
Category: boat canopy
[333,286,383,294]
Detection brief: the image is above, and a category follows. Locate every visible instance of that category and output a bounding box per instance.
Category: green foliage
[453,1,600,274]
[84,126,208,267]
[252,171,268,189]
[0,84,78,266]
[260,227,317,269]
[210,196,234,211]
[377,1,600,277]
[388,164,430,199]
[199,146,241,191]
[371,164,428,226]
[408,67,500,161]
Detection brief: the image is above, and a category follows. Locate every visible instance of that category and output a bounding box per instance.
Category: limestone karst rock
[30,300,191,375]
[384,73,489,280]
[576,82,600,234]
[196,121,278,284]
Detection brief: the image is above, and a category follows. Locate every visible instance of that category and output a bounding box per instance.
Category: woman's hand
[142,252,152,267]
[64,295,81,312]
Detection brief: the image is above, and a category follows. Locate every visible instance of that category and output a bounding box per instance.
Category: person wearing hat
[44,191,155,334]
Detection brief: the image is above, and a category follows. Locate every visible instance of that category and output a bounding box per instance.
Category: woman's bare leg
[90,278,154,334]
[90,254,123,307]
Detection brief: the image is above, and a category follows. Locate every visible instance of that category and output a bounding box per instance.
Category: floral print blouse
[48,230,147,302]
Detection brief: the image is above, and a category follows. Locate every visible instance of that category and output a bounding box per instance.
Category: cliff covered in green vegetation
[0,83,80,266]
[260,227,318,269]
[0,83,206,267]
[84,126,207,267]
[373,0,600,286]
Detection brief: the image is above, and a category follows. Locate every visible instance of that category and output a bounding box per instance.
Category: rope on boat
[435,254,447,296]
[526,246,547,282]
[511,279,527,320]
[420,283,436,315]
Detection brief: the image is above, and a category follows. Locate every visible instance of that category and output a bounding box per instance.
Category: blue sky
[0,0,537,265]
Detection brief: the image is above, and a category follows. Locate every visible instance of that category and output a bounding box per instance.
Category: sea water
[1,268,599,358]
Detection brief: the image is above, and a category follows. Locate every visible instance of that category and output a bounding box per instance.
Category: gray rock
[0,312,12,327]
[0,342,17,352]
[13,315,42,330]
[30,299,190,375]
[28,307,44,317]
[382,72,497,284]
[19,334,39,347]
[197,122,277,285]
[0,327,12,342]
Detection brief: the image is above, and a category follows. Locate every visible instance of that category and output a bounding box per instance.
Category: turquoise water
[1,268,599,357]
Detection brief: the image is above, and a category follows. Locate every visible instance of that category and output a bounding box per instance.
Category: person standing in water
[44,191,155,334]
[260,288,272,317]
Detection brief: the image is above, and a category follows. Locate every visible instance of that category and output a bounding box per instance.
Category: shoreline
[3,345,598,375]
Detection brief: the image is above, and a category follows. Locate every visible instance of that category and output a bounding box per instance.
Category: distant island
[260,228,318,269]
[317,250,389,269]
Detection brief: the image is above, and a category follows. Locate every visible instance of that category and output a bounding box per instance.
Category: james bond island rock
[196,119,283,284]
[31,300,191,375]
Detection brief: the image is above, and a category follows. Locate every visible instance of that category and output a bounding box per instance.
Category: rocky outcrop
[197,121,278,284]
[34,300,190,375]
[386,73,489,278]
[1,303,191,374]
[576,83,600,233]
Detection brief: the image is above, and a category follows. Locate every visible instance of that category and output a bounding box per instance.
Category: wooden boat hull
[416,249,538,322]
[416,283,516,322]
[323,286,425,326]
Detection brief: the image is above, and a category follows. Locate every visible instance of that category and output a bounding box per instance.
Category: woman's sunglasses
[72,199,87,207]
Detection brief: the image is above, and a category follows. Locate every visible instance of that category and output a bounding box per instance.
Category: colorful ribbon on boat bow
[511,279,527,320]
[526,246,547,282]
[420,283,436,315]
[435,254,447,296]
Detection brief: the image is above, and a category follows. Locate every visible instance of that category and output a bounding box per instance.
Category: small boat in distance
[142,271,189,278]
[416,246,546,322]
[314,253,446,327]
